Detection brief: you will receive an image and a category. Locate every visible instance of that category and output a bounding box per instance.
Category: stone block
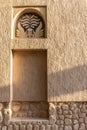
[34,125,39,130]
[62,104,69,110]
[4,109,12,125]
[2,126,7,130]
[0,111,3,123]
[85,117,87,124]
[51,125,58,130]
[27,124,33,130]
[49,115,56,125]
[79,112,86,118]
[20,125,26,130]
[65,118,72,125]
[73,120,78,124]
[79,118,84,123]
[8,125,13,130]
[0,103,3,110]
[46,125,51,130]
[65,126,72,130]
[40,125,45,130]
[79,123,86,130]
[14,125,19,130]
[73,124,79,130]
[12,102,21,112]
[21,102,29,111]
[0,126,2,130]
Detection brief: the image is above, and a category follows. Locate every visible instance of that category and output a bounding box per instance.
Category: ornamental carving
[15,12,45,38]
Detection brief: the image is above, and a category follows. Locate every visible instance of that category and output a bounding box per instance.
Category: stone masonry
[0,0,87,129]
[12,102,49,119]
[0,102,87,130]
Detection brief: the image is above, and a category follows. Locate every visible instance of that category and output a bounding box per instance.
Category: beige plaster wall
[0,0,87,102]
[0,4,11,101]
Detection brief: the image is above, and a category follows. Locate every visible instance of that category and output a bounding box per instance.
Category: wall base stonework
[0,102,87,130]
[12,102,49,119]
[56,102,87,130]
[0,0,87,129]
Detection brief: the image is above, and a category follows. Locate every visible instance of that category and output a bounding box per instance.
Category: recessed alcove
[11,50,48,119]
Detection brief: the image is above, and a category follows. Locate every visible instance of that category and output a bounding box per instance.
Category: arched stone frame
[12,8,47,39]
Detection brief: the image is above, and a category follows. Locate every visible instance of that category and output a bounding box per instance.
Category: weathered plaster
[0,0,87,102]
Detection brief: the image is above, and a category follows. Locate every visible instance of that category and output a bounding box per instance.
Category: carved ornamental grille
[15,12,45,38]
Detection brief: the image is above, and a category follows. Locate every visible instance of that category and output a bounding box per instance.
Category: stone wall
[56,102,87,130]
[12,102,49,119]
[0,102,87,130]
[0,0,87,129]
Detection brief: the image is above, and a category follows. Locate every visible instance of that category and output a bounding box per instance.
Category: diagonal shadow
[49,64,87,101]
[0,64,87,102]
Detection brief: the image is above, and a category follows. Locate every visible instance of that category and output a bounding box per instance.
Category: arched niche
[14,8,46,38]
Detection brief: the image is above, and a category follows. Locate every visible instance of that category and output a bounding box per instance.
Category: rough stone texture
[2,126,7,130]
[4,108,12,125]
[8,125,13,130]
[12,102,49,119]
[0,102,86,130]
[49,103,56,124]
[27,124,33,130]
[65,118,72,125]
[56,102,87,130]
[0,111,3,123]
[0,103,87,129]
[13,125,19,130]
[0,0,87,129]
[65,126,72,130]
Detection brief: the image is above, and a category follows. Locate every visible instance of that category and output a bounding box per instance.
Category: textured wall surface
[0,3,11,102]
[0,102,87,130]
[12,102,49,119]
[0,0,86,101]
[0,0,87,128]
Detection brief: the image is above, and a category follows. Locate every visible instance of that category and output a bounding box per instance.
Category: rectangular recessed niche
[12,50,48,119]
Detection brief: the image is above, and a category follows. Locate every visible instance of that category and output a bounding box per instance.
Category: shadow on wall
[49,64,87,101]
[0,65,87,102]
